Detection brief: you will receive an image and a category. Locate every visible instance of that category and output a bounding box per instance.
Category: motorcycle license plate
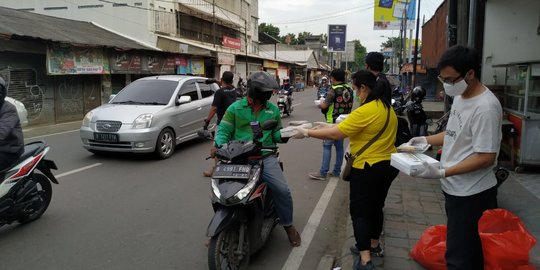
[93,133,119,143]
[213,164,251,179]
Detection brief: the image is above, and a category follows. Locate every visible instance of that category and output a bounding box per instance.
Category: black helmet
[247,71,278,102]
[411,86,426,103]
[0,77,6,109]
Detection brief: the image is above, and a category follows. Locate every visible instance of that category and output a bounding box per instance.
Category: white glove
[408,136,427,146]
[312,121,334,130]
[291,127,309,139]
[411,161,445,179]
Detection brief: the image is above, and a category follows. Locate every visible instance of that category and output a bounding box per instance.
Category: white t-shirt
[440,88,502,196]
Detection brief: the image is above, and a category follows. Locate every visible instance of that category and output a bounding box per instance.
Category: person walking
[292,70,398,270]
[308,68,354,180]
[214,71,301,247]
[407,45,502,269]
[203,71,241,177]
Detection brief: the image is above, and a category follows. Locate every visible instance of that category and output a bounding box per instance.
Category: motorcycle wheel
[208,224,250,270]
[279,106,285,118]
[18,173,52,224]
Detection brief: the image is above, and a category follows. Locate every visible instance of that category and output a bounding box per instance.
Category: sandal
[285,226,301,247]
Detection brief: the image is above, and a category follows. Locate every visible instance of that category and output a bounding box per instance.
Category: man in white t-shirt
[407,45,502,269]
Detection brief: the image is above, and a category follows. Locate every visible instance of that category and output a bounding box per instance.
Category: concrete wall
[1,0,172,47]
[482,0,540,85]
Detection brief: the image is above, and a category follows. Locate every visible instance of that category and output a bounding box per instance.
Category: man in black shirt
[203,71,239,177]
[0,77,24,172]
[365,52,392,101]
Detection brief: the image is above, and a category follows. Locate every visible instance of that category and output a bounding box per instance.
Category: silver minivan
[80,75,218,159]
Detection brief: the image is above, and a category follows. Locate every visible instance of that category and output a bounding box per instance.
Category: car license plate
[93,133,119,143]
[213,164,252,179]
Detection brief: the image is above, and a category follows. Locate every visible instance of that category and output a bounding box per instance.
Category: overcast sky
[259,0,444,52]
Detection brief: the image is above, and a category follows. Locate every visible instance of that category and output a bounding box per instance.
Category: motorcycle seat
[18,142,44,162]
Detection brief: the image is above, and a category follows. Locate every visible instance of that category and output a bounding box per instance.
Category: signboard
[191,58,205,75]
[217,52,235,65]
[110,52,179,74]
[47,46,110,75]
[345,41,355,61]
[327,25,347,52]
[222,36,242,50]
[373,0,416,30]
[263,60,279,69]
[111,52,142,73]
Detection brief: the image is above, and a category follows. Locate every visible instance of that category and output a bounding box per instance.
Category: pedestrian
[407,45,502,269]
[0,76,24,172]
[203,71,241,177]
[308,68,354,180]
[214,71,301,247]
[365,51,392,101]
[292,70,399,270]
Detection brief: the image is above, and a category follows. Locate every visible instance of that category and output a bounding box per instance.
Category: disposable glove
[411,161,445,179]
[291,127,309,139]
[312,121,334,130]
[407,136,427,146]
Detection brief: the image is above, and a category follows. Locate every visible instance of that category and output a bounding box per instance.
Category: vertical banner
[373,0,416,30]
[327,25,347,52]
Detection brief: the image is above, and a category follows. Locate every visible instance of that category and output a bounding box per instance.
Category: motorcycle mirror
[391,98,395,105]
[261,120,278,131]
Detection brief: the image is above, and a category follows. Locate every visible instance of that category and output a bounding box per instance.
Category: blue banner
[327,25,347,52]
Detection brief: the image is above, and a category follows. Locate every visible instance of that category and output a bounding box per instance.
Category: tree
[353,40,367,72]
[281,33,297,45]
[258,23,280,40]
[380,37,401,73]
[297,31,312,45]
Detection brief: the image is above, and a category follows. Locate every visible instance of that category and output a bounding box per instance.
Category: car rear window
[112,80,178,105]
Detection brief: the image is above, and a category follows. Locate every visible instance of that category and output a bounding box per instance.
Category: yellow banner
[374,0,416,30]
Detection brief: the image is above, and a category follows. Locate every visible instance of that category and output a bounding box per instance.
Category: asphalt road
[0,88,350,270]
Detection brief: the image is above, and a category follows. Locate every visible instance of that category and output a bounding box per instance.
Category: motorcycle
[277,88,293,117]
[205,120,280,270]
[317,85,329,100]
[392,88,413,146]
[393,87,429,138]
[0,141,58,227]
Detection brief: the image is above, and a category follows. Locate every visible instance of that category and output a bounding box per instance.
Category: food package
[391,153,441,176]
[280,123,313,138]
[397,143,431,153]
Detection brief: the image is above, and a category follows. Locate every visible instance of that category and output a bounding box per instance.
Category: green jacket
[215,97,284,148]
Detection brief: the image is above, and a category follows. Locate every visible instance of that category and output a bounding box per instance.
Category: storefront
[217,52,235,77]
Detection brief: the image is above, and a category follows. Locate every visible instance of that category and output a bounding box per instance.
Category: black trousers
[0,152,18,172]
[349,160,399,251]
[444,185,497,270]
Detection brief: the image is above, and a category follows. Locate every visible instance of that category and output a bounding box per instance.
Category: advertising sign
[222,36,242,50]
[110,52,179,74]
[47,46,110,75]
[327,25,347,52]
[217,52,235,65]
[373,0,416,30]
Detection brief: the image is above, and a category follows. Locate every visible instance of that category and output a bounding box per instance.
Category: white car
[5,97,28,127]
[80,75,219,159]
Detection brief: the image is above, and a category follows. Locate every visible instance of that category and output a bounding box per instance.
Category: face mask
[353,90,361,104]
[443,78,468,96]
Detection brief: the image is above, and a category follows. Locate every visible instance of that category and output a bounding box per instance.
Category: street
[0,89,350,270]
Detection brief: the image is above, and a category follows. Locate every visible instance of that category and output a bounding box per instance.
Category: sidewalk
[23,120,81,139]
[335,167,540,270]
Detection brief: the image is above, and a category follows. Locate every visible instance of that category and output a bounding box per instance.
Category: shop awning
[156,35,218,57]
[400,63,427,74]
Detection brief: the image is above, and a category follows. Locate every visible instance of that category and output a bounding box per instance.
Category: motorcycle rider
[0,77,24,172]
[280,77,294,109]
[317,76,330,99]
[214,71,302,247]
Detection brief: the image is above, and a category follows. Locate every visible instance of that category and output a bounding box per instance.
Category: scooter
[392,87,413,146]
[277,88,293,117]
[205,120,280,270]
[0,141,58,227]
[317,85,329,100]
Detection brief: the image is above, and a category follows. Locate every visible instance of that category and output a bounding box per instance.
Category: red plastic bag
[479,209,537,270]
[410,225,448,270]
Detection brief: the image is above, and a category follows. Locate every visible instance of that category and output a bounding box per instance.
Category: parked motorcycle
[0,141,58,227]
[392,87,413,146]
[393,86,428,140]
[205,120,280,270]
[277,88,293,117]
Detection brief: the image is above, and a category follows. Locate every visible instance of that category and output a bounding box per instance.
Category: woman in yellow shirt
[293,70,399,270]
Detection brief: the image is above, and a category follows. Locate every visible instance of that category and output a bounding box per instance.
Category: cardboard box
[390,153,441,176]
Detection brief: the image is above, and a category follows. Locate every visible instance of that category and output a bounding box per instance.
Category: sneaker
[350,244,384,257]
[353,258,375,270]
[308,172,327,181]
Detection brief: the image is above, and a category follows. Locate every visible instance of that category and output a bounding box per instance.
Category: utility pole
[412,0,421,87]
[212,0,216,48]
[245,18,248,77]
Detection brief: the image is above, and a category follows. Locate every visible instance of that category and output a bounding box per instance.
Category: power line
[268,4,374,25]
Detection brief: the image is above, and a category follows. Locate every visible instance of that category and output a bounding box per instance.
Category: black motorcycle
[0,141,58,227]
[205,120,280,270]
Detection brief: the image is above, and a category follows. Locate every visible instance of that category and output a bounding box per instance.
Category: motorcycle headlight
[228,168,261,204]
[132,114,153,129]
[82,111,94,127]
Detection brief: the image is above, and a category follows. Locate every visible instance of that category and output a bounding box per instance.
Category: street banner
[327,25,347,52]
[373,0,416,30]
[222,36,242,50]
[47,46,110,75]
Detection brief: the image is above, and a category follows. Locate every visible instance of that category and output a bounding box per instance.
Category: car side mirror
[108,94,117,103]
[176,95,191,106]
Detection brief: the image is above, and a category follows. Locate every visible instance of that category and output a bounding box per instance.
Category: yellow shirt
[337,100,398,169]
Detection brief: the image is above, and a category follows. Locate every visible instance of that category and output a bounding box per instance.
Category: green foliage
[258,23,280,40]
[353,40,367,72]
